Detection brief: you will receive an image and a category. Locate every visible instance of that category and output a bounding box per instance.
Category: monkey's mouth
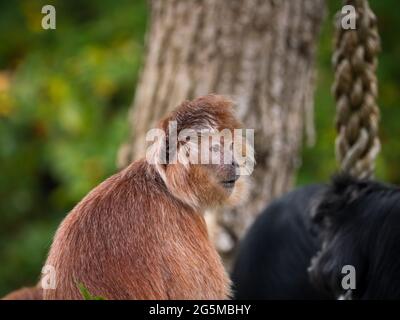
[221,177,239,189]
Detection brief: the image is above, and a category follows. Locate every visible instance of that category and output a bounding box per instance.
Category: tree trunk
[118,0,326,269]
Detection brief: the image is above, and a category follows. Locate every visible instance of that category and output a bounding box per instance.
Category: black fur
[232,174,400,300]
[231,184,332,299]
[310,174,400,299]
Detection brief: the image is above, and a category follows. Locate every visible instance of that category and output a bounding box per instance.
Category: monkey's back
[43,160,229,300]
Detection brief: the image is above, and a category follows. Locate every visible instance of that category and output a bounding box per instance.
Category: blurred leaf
[77,283,106,300]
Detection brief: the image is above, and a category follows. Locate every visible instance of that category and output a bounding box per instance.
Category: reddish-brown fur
[2,286,42,300]
[39,95,246,300]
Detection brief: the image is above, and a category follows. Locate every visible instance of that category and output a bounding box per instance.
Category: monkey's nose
[232,159,239,168]
[232,160,240,176]
[228,162,240,182]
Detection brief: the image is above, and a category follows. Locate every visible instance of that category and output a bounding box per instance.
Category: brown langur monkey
[35,94,252,300]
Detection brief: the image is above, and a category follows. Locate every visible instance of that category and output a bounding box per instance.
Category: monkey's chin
[225,176,250,208]
[220,181,236,193]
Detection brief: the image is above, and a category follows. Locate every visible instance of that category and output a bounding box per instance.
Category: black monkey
[232,174,400,300]
[231,184,331,299]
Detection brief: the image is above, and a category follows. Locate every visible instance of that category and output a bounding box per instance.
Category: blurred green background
[0,0,398,296]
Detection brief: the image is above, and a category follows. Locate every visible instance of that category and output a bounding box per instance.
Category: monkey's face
[157,133,245,210]
[150,94,252,210]
[176,132,249,209]
[201,138,240,194]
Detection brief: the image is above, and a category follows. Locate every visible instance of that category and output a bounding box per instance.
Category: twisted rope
[333,0,380,179]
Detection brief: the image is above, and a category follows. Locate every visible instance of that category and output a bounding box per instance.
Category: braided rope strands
[333,0,381,179]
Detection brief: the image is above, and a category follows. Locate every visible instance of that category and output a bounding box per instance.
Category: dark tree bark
[119,0,326,269]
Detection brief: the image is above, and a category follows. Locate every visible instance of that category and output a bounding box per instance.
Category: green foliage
[298,0,400,185]
[0,0,147,295]
[0,0,399,297]
[77,282,106,300]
